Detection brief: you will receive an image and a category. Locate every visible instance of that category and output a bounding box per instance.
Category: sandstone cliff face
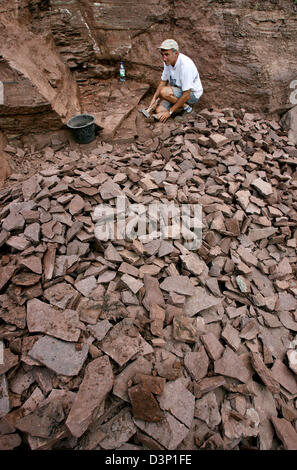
[14,0,297,115]
[0,6,81,132]
[0,0,296,134]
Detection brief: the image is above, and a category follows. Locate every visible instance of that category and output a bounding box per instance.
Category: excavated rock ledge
[6,0,297,114]
[0,107,297,450]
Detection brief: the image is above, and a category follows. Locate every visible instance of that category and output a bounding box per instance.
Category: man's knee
[160,86,173,100]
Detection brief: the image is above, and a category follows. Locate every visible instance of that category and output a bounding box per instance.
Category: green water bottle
[120,61,126,82]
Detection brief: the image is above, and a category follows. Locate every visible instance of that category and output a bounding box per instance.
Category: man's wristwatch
[169,110,173,116]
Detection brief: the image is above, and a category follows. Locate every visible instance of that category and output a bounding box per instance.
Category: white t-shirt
[161,52,203,99]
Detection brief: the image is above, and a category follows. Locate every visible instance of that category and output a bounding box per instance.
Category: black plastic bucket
[67,113,96,144]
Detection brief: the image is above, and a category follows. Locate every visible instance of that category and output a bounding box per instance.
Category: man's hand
[148,97,159,111]
[159,110,171,122]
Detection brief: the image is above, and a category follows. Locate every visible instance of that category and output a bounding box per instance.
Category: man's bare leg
[155,86,178,115]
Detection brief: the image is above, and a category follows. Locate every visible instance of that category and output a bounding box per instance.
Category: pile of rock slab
[0,107,297,450]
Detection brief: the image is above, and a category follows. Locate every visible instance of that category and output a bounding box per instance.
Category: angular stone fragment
[104,243,123,263]
[0,348,19,375]
[184,287,222,317]
[97,270,116,283]
[32,370,54,396]
[43,243,56,281]
[173,316,198,343]
[2,212,25,232]
[251,178,273,196]
[99,319,153,367]
[121,274,143,294]
[20,256,42,274]
[128,383,164,423]
[236,190,251,210]
[154,349,182,381]
[28,336,88,376]
[100,408,137,449]
[26,299,83,342]
[209,133,229,148]
[237,245,258,266]
[0,294,27,328]
[271,359,297,395]
[66,356,113,438]
[194,392,221,429]
[99,181,122,200]
[6,235,30,251]
[77,298,102,324]
[133,374,166,395]
[184,347,209,381]
[43,282,78,309]
[225,217,240,236]
[221,401,260,440]
[74,276,97,297]
[149,303,165,337]
[0,375,10,418]
[287,350,297,375]
[118,262,139,277]
[278,311,297,332]
[180,253,209,277]
[0,264,17,291]
[271,417,297,450]
[16,401,65,438]
[0,229,10,248]
[201,333,224,361]
[139,264,161,277]
[160,276,195,296]
[113,357,152,402]
[248,227,277,242]
[262,311,282,328]
[157,241,174,258]
[270,257,292,280]
[198,135,210,146]
[0,433,21,450]
[250,352,280,394]
[66,220,83,243]
[142,275,165,311]
[41,220,60,239]
[252,382,277,450]
[69,194,85,215]
[193,376,226,398]
[22,176,40,201]
[134,412,189,450]
[214,348,250,383]
[12,272,40,286]
[278,292,296,311]
[24,223,40,244]
[87,320,112,341]
[9,367,35,394]
[221,324,241,351]
[158,379,195,428]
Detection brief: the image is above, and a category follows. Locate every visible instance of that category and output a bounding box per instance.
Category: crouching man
[149,39,203,122]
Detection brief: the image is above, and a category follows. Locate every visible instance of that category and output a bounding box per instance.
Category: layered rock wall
[0,0,296,134]
[13,0,296,114]
[0,5,81,132]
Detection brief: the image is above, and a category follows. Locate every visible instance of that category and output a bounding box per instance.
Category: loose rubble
[0,107,297,451]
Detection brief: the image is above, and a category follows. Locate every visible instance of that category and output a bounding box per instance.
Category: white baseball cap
[158,39,179,51]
